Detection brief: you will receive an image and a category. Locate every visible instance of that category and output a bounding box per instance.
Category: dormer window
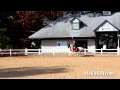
[72,18,80,30]
[70,17,87,30]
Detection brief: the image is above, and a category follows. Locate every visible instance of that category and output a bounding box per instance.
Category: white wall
[41,39,96,53]
[41,39,73,52]
[87,39,95,52]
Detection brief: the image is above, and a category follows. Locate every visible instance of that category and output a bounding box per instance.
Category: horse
[68,44,84,55]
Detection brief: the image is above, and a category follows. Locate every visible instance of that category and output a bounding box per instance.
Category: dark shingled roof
[29,12,120,39]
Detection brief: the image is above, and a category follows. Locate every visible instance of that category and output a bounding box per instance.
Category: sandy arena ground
[0,54,120,79]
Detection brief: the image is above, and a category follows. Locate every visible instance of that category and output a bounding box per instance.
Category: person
[57,43,60,46]
[31,42,36,48]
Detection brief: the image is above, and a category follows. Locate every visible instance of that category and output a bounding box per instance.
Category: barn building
[29,12,120,53]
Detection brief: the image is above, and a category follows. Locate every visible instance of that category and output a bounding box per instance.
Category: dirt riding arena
[0,54,120,79]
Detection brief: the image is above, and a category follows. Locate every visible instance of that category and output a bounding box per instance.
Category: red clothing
[72,47,79,52]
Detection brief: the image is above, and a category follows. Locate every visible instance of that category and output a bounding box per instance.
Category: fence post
[53,49,55,55]
[38,48,41,55]
[101,48,102,55]
[84,48,86,55]
[10,49,12,56]
[25,48,28,55]
[117,47,119,55]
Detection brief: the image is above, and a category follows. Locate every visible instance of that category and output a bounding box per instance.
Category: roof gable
[70,17,81,23]
[72,18,80,23]
[94,20,120,32]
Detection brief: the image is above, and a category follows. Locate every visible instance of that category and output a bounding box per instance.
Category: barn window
[70,17,86,30]
[72,18,80,30]
[72,23,79,30]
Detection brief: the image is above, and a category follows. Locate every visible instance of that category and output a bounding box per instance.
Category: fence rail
[0,48,120,56]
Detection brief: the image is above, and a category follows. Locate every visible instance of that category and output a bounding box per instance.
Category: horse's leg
[80,50,82,56]
[78,48,80,56]
[78,49,80,56]
[81,50,84,56]
[80,49,84,56]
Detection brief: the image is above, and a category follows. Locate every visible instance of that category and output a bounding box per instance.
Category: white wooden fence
[84,48,119,55]
[0,48,120,56]
[0,49,25,56]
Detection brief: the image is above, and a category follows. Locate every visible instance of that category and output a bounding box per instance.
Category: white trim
[73,19,79,23]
